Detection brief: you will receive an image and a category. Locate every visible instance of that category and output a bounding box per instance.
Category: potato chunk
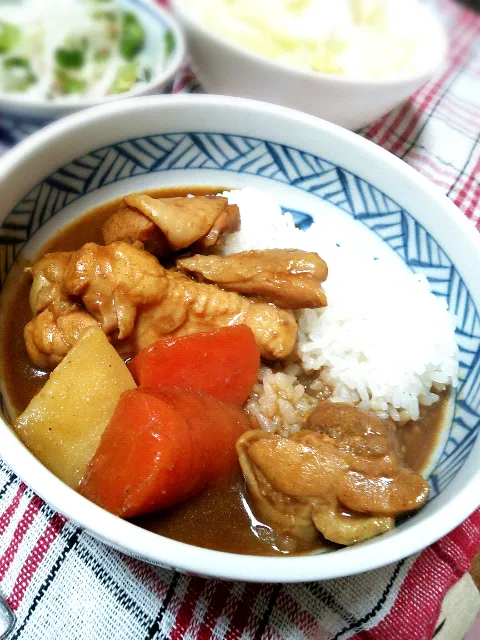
[14,326,136,489]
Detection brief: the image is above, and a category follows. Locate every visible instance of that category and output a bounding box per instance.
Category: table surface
[0,1,480,639]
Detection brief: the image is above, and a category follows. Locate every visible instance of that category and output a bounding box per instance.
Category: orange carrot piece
[128,325,260,406]
[79,386,249,518]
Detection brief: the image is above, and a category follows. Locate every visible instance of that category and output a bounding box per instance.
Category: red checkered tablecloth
[0,0,479,638]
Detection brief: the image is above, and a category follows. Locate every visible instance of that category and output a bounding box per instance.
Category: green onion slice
[55,68,87,94]
[3,56,37,92]
[110,61,138,93]
[55,47,86,69]
[0,22,21,55]
[119,11,145,60]
[164,29,175,58]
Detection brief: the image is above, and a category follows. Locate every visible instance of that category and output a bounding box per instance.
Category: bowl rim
[170,0,447,88]
[0,0,186,112]
[0,93,479,583]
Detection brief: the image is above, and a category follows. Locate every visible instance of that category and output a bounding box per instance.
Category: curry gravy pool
[0,186,451,556]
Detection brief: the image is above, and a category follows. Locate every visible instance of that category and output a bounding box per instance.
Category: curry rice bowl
[221,188,458,435]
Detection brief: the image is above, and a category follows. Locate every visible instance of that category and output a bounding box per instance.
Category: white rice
[245,364,322,437]
[220,188,458,427]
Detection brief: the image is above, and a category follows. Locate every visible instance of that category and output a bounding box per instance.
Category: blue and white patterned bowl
[0,94,479,583]
[0,0,185,146]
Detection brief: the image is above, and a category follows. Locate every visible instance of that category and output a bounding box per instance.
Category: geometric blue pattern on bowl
[1,131,478,500]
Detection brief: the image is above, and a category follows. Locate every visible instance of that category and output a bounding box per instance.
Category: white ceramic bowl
[0,94,479,583]
[170,0,447,130]
[0,0,185,144]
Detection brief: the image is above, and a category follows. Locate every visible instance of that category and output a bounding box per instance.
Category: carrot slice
[128,325,260,406]
[79,386,249,518]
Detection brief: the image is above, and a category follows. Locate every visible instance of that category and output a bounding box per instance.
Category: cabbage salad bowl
[0,0,185,144]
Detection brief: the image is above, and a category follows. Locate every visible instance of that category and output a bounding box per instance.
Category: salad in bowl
[0,0,185,142]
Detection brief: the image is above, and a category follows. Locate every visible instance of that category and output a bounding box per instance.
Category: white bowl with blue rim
[0,94,479,583]
[0,0,185,146]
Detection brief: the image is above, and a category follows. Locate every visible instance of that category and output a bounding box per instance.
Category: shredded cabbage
[188,0,426,79]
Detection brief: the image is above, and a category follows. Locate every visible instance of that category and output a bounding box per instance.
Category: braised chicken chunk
[177,249,328,308]
[238,402,429,549]
[102,194,240,256]
[28,251,80,317]
[102,204,170,256]
[24,310,98,369]
[25,242,168,367]
[24,242,298,366]
[118,269,298,361]
[61,242,167,339]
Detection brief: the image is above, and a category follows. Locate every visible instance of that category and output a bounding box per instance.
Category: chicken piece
[29,242,167,341]
[119,269,298,361]
[237,431,320,545]
[102,194,240,256]
[306,402,402,476]
[102,204,170,256]
[311,505,394,546]
[200,199,240,248]
[238,403,429,547]
[336,468,430,516]
[177,249,328,308]
[26,242,297,366]
[237,430,395,548]
[25,242,168,367]
[62,242,168,339]
[299,410,430,515]
[28,252,81,316]
[24,310,98,368]
[245,431,348,498]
